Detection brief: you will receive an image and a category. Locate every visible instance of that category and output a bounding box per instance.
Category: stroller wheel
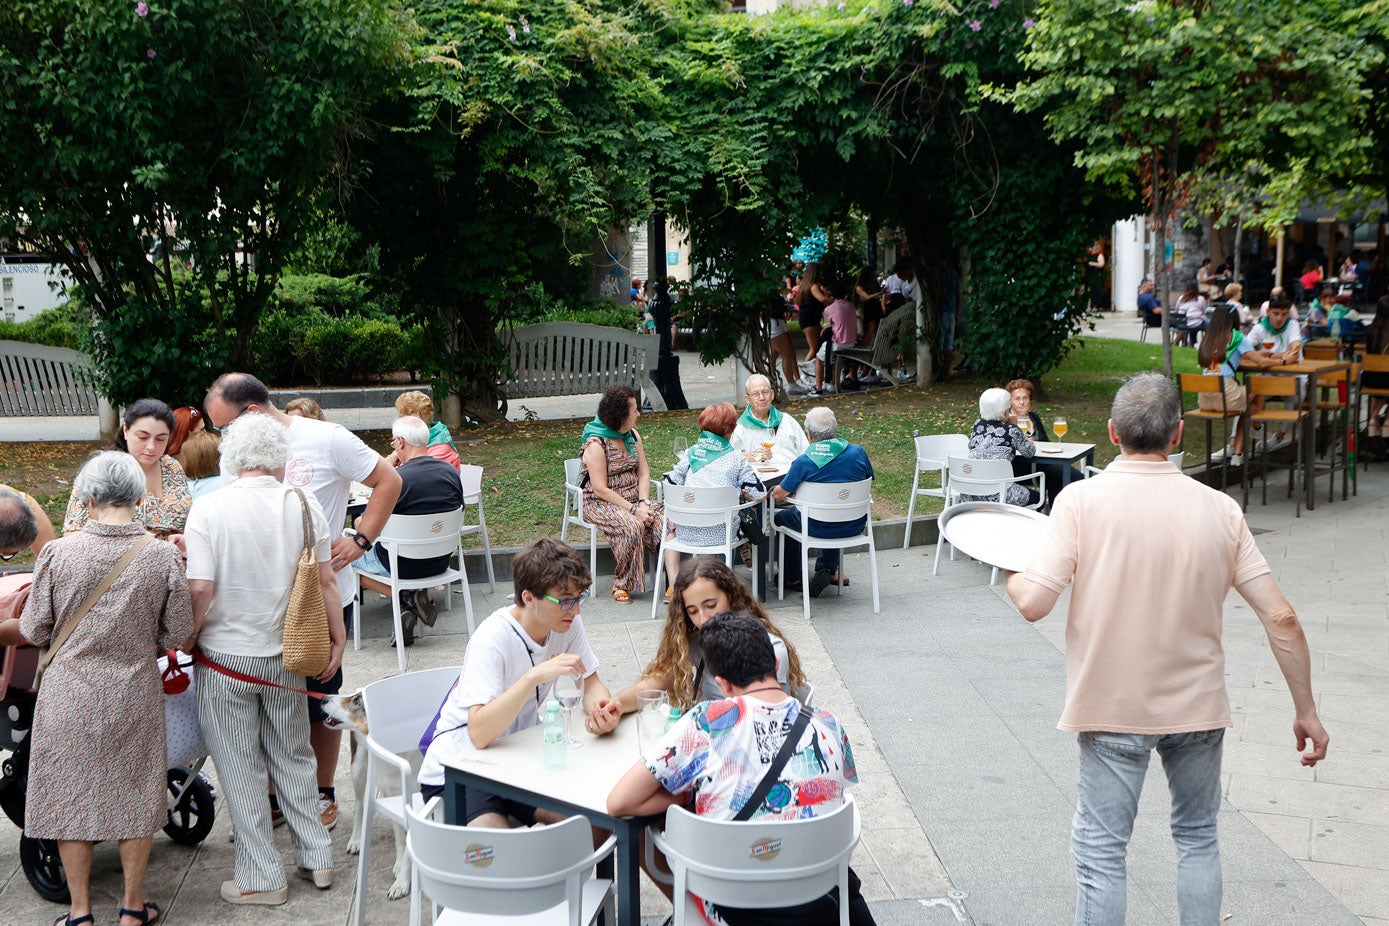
[20,834,69,903]
[164,766,216,846]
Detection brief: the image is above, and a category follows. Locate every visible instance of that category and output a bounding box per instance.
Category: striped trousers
[196,649,333,891]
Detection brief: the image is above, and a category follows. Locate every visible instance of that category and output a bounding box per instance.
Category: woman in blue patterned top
[963,387,1039,507]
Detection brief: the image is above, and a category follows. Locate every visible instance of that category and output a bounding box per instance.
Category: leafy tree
[0,0,408,404]
[1011,0,1373,376]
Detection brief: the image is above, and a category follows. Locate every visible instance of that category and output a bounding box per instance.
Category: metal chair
[903,434,969,550]
[456,464,496,592]
[1305,363,1357,502]
[559,458,599,580]
[776,479,879,620]
[352,509,470,670]
[937,456,1044,583]
[350,666,463,926]
[1178,372,1246,492]
[652,795,861,926]
[406,798,616,926]
[1244,375,1309,516]
[649,484,761,619]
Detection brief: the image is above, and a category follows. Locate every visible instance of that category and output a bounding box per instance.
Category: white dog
[320,690,412,901]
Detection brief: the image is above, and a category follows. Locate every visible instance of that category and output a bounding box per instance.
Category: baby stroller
[0,574,216,902]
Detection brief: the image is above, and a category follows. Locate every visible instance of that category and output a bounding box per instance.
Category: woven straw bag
[282,488,331,677]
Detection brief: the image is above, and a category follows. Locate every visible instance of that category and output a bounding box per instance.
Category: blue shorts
[356,551,389,578]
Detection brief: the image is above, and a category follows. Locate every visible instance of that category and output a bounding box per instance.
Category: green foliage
[0,301,88,350]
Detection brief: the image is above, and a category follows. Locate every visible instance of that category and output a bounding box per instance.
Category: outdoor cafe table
[441,717,661,926]
[1249,357,1353,511]
[1029,441,1097,489]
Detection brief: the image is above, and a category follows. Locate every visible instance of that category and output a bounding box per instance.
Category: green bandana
[581,417,635,455]
[1224,329,1244,365]
[1264,316,1289,336]
[804,438,849,469]
[738,404,783,432]
[687,431,734,473]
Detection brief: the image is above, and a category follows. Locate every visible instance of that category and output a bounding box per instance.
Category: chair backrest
[1178,372,1222,396]
[378,509,465,561]
[1247,375,1299,399]
[869,305,914,366]
[946,455,1014,502]
[1362,353,1389,374]
[563,458,584,493]
[662,484,740,529]
[362,665,463,756]
[457,463,484,502]
[659,796,859,913]
[790,479,872,524]
[408,803,597,918]
[1168,451,1185,469]
[1302,345,1339,360]
[914,434,969,470]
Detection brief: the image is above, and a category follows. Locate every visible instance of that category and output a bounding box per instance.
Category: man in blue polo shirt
[772,406,874,597]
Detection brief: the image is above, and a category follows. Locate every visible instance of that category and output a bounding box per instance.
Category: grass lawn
[0,337,1205,560]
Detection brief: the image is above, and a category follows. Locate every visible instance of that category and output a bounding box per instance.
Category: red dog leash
[191,648,327,700]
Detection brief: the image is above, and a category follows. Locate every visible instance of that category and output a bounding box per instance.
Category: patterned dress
[582,436,665,593]
[963,418,1037,506]
[63,454,192,540]
[19,522,194,840]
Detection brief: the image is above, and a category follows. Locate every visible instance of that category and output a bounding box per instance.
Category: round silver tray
[938,501,1051,573]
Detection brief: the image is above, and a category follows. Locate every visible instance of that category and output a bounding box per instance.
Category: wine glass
[760,439,775,462]
[1019,417,1034,439]
[673,436,689,461]
[553,674,583,749]
[1052,416,1069,440]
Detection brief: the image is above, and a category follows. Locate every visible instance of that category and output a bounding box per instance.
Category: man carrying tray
[1004,372,1329,926]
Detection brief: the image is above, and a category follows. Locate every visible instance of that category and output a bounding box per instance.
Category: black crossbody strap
[733,707,812,822]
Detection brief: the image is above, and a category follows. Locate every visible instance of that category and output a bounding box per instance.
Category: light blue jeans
[1072,729,1225,926]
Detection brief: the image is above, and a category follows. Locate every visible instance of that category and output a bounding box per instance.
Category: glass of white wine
[1053,416,1069,440]
[761,439,775,462]
[553,674,583,749]
[673,436,689,461]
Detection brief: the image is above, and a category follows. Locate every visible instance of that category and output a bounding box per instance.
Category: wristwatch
[352,532,373,551]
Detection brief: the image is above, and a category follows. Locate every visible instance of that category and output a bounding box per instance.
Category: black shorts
[306,602,352,726]
[798,302,824,330]
[419,783,538,826]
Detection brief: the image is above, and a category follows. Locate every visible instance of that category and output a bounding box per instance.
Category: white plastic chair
[456,464,496,592]
[776,479,879,620]
[936,456,1045,583]
[406,797,616,926]
[652,794,861,926]
[650,484,761,618]
[903,434,969,549]
[1084,452,1185,478]
[560,458,599,580]
[352,509,470,671]
[350,665,463,926]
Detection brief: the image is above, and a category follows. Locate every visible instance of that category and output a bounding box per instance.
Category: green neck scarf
[804,438,849,469]
[738,404,783,432]
[687,431,734,474]
[581,417,635,455]
[1223,329,1244,365]
[1265,316,1289,336]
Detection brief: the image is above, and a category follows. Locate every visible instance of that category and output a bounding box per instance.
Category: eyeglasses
[544,591,591,611]
[0,551,18,561]
[746,390,773,399]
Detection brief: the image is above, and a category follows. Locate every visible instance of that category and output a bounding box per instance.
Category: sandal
[611,588,631,603]
[55,916,94,926]
[117,903,160,926]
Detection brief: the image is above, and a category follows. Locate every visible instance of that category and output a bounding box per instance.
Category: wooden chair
[1302,344,1340,361]
[1305,364,1357,502]
[1358,354,1389,467]
[1178,373,1245,493]
[1244,376,1309,516]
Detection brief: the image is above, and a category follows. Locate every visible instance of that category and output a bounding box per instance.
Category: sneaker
[318,797,338,831]
[786,379,811,395]
[220,881,288,906]
[803,388,822,399]
[1210,445,1231,462]
[296,867,334,890]
[862,373,890,386]
[413,588,438,627]
[896,370,917,384]
[819,383,837,394]
[1271,429,1294,450]
[808,569,834,598]
[1229,453,1244,467]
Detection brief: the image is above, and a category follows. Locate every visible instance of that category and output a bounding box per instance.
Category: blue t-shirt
[1137,293,1161,315]
[1212,334,1255,378]
[781,444,874,530]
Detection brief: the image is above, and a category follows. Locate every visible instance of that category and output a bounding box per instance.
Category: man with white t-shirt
[205,372,402,830]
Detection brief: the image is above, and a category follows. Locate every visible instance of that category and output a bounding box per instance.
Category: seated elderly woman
[662,402,767,588]
[730,373,810,463]
[581,385,665,603]
[962,387,1039,507]
[390,390,460,468]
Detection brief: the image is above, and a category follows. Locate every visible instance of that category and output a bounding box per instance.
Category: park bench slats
[501,323,666,412]
[0,340,101,416]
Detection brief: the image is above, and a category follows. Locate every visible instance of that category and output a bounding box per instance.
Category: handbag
[159,650,206,767]
[281,488,331,677]
[161,648,191,694]
[35,533,152,687]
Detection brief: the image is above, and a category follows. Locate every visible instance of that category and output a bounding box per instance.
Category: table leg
[614,819,642,926]
[1305,372,1318,512]
[443,776,465,825]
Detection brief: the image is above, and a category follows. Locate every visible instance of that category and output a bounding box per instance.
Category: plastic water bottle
[543,700,565,771]
[666,705,682,732]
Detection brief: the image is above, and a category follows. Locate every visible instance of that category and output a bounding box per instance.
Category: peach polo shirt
[1024,459,1269,734]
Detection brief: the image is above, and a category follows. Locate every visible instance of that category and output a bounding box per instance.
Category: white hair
[803,406,837,441]
[979,388,1012,421]
[73,451,145,510]
[220,412,288,475]
[744,373,772,395]
[392,414,429,448]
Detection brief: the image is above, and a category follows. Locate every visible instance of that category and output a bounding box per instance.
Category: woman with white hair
[183,413,344,906]
[0,451,192,926]
[963,387,1039,507]
[729,374,809,463]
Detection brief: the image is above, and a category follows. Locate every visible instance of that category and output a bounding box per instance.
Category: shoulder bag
[35,533,153,686]
[281,488,331,677]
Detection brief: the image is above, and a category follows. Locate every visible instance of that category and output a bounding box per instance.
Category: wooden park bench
[501,322,668,412]
[0,340,102,416]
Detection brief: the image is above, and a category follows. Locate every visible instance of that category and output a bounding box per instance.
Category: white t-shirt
[730,412,809,464]
[184,475,332,657]
[417,606,600,787]
[223,415,382,606]
[884,274,919,306]
[1251,317,1303,354]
